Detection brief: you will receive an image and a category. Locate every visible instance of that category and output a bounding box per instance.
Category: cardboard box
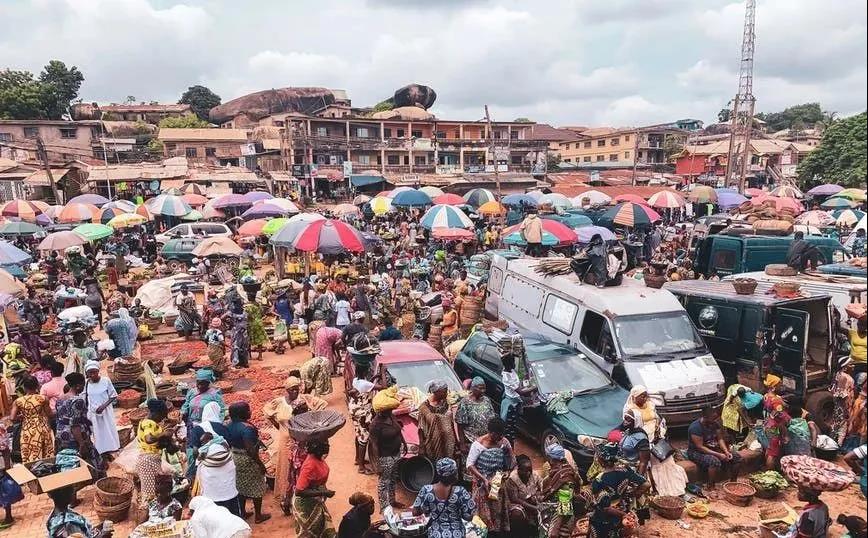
[6,456,93,494]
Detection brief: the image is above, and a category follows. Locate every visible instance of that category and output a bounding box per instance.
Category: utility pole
[724,0,757,194]
[484,105,502,200]
[630,128,641,186]
[35,136,62,204]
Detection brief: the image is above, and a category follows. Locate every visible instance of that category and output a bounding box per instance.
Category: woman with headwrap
[203,289,225,329]
[136,398,170,509]
[182,369,226,470]
[10,375,53,464]
[370,386,406,512]
[186,401,224,481]
[619,410,651,476]
[455,377,497,451]
[588,443,650,538]
[307,311,327,355]
[204,318,228,378]
[244,303,267,361]
[721,384,756,441]
[466,417,514,534]
[294,440,336,538]
[843,376,867,452]
[216,402,270,524]
[299,356,333,397]
[264,376,327,515]
[412,457,476,538]
[348,365,377,475]
[105,308,138,358]
[538,442,586,538]
[417,380,458,463]
[622,385,665,443]
[84,360,120,456]
[54,372,102,503]
[228,301,250,368]
[831,357,856,445]
[761,374,790,470]
[337,492,375,538]
[188,496,251,538]
[439,297,459,350]
[396,289,417,340]
[175,284,204,337]
[197,441,241,517]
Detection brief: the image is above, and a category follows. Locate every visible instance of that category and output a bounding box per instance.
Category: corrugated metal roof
[87,162,188,182]
[25,169,70,186]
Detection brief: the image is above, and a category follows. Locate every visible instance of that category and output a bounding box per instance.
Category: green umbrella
[72,223,113,242]
[262,217,290,236]
[0,221,42,235]
[182,210,203,221]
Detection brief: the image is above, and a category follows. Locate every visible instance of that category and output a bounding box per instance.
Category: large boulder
[209,87,338,123]
[393,84,437,110]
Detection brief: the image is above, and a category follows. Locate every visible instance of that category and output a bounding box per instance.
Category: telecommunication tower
[724,0,757,193]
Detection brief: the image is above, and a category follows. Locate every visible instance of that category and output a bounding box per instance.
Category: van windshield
[613,312,706,360]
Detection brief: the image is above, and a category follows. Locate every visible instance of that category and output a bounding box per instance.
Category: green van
[693,233,847,278]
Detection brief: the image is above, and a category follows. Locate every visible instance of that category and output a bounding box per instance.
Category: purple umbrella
[36,213,53,226]
[806,184,844,196]
[212,194,252,209]
[241,203,288,220]
[717,191,748,208]
[243,191,274,203]
[68,193,110,206]
[575,225,616,243]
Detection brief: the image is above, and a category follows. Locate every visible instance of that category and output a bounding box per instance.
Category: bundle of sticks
[532,258,575,276]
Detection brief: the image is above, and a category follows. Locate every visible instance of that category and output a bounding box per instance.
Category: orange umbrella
[478,201,506,216]
[182,193,208,207]
[57,203,98,224]
[135,204,154,220]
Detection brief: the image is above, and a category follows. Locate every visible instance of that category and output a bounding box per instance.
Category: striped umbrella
[333,204,360,217]
[770,185,804,199]
[269,213,326,244]
[420,186,444,198]
[433,193,466,206]
[255,198,299,213]
[538,193,573,210]
[571,190,611,207]
[72,223,113,242]
[291,219,366,254]
[688,185,718,204]
[647,191,686,209]
[262,217,291,236]
[103,200,137,213]
[836,188,867,202]
[1,200,44,223]
[833,209,865,226]
[353,195,371,206]
[420,205,473,230]
[181,183,206,195]
[182,193,208,207]
[38,230,87,251]
[602,202,661,227]
[243,191,273,203]
[68,193,110,206]
[502,219,578,247]
[392,189,432,208]
[93,206,127,224]
[146,194,192,216]
[30,201,50,212]
[369,197,393,216]
[463,188,496,207]
[821,197,856,209]
[613,194,648,205]
[212,194,252,209]
[57,203,99,223]
[237,219,269,236]
[107,213,147,228]
[135,204,155,220]
[478,201,506,216]
[387,186,414,199]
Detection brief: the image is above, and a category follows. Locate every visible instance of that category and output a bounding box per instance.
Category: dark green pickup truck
[693,233,847,278]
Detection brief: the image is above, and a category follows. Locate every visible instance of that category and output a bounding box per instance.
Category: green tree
[178,85,221,121]
[158,114,210,128]
[797,112,866,188]
[717,107,731,123]
[755,103,823,132]
[38,60,84,119]
[513,117,532,123]
[0,69,46,119]
[147,138,165,154]
[546,152,562,170]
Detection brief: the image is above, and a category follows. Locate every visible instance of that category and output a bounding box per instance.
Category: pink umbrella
[613,194,648,205]
[432,228,475,240]
[647,191,686,209]
[182,193,208,207]
[433,193,466,206]
[57,203,99,224]
[237,219,268,236]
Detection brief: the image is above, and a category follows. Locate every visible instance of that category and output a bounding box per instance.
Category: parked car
[160,238,202,270]
[453,333,627,470]
[155,222,233,245]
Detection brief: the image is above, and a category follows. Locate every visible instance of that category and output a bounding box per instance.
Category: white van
[486,255,725,425]
[155,223,233,245]
[723,271,867,320]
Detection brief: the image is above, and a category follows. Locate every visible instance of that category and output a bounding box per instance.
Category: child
[203,318,227,379]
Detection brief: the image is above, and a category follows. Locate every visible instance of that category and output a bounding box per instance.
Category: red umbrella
[613,193,648,205]
[432,193,466,206]
[292,219,366,254]
[237,219,268,236]
[432,228,475,240]
[1,200,44,223]
[502,219,578,246]
[182,193,208,207]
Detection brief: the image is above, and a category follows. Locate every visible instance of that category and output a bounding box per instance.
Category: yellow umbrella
[478,201,506,216]
[107,213,147,228]
[837,188,867,202]
[369,196,393,216]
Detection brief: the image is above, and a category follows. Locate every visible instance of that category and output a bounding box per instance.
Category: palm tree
[816,110,838,132]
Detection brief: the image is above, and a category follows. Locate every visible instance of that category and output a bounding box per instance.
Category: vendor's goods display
[749,470,789,499]
[722,481,756,506]
[780,455,856,492]
[93,476,134,522]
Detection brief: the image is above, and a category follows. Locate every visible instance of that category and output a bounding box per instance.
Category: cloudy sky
[2,0,865,127]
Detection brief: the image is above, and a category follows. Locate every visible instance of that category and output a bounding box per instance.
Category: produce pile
[749,470,789,492]
[118,389,142,400]
[849,257,867,268]
[141,340,207,362]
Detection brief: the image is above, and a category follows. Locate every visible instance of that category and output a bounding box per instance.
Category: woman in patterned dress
[10,375,53,463]
[588,443,650,538]
[412,457,476,538]
[455,377,497,450]
[54,372,103,505]
[137,399,170,510]
[348,366,376,474]
[466,418,514,534]
[417,381,458,463]
[218,402,271,524]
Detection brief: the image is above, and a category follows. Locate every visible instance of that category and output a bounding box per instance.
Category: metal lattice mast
[724,0,757,193]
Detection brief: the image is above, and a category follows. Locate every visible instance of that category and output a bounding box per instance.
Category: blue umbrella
[0,264,25,279]
[0,241,31,264]
[502,194,538,207]
[575,225,616,243]
[391,189,432,208]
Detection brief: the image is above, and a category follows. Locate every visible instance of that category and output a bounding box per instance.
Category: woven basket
[117,392,143,409]
[651,496,685,520]
[722,481,756,507]
[289,409,347,443]
[644,274,667,289]
[123,407,149,431]
[167,363,190,375]
[148,359,165,374]
[118,425,133,447]
[94,476,134,507]
[772,282,801,298]
[144,318,161,331]
[732,278,758,295]
[93,498,131,523]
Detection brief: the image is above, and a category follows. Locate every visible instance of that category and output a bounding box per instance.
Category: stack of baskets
[93,476,134,523]
[459,296,484,333]
[109,357,144,384]
[155,382,177,400]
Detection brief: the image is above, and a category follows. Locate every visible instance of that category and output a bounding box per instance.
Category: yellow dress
[15,394,53,463]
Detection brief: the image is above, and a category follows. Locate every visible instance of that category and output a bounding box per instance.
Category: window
[387,155,400,165]
[580,311,616,359]
[396,129,405,138]
[411,130,423,138]
[711,249,737,271]
[543,295,578,334]
[24,127,39,139]
[59,128,77,139]
[610,138,619,146]
[511,155,522,164]
[165,143,176,151]
[596,155,605,162]
[414,156,426,165]
[609,154,618,161]
[435,131,446,139]
[583,156,591,162]
[493,131,502,139]
[383,128,392,138]
[274,120,285,127]
[472,344,504,374]
[597,139,606,147]
[185,147,198,158]
[316,155,328,164]
[584,141,592,148]
[316,127,328,137]
[563,158,572,163]
[638,151,644,158]
[575,143,581,150]
[624,151,630,159]
[356,127,369,138]
[358,155,371,165]
[510,131,518,139]
[0,133,11,142]
[624,135,631,142]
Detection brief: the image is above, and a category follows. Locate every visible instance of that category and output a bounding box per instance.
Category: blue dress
[412,484,476,538]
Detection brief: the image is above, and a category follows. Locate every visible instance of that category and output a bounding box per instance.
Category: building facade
[72,102,193,123]
[0,119,103,162]
[674,139,815,182]
[157,128,250,167]
[554,124,687,168]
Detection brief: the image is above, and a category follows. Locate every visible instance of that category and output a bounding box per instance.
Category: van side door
[484,265,504,319]
[708,237,742,277]
[773,307,809,396]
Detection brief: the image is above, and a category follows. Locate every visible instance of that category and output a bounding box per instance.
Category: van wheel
[167,260,185,272]
[805,391,835,434]
[540,429,565,451]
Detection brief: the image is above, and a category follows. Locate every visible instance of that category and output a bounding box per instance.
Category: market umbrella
[269,213,326,244]
[191,236,244,257]
[476,201,505,216]
[107,213,147,228]
[613,193,648,205]
[212,193,252,209]
[68,193,109,206]
[420,205,473,230]
[92,206,126,224]
[30,200,50,212]
[181,210,203,221]
[1,200,44,223]
[43,205,63,219]
[571,190,611,207]
[256,198,299,213]
[525,190,546,201]
[836,188,867,202]
[392,189,433,208]
[376,190,393,198]
[806,184,844,196]
[538,193,573,210]
[744,188,766,197]
[368,197,393,216]
[36,214,54,226]
[182,193,208,207]
[241,203,288,220]
[72,223,113,242]
[575,225,616,243]
[181,183,206,195]
[602,202,661,227]
[57,203,99,223]
[432,193,466,206]
[243,191,273,203]
[796,210,836,227]
[716,191,748,208]
[687,185,718,204]
[146,194,192,216]
[38,230,86,251]
[502,194,538,207]
[386,186,414,199]
[333,204,360,217]
[432,228,475,240]
[419,186,444,198]
[0,221,41,236]
[0,241,31,264]
[770,185,803,198]
[833,209,865,227]
[0,267,26,295]
[291,219,366,254]
[262,217,291,236]
[162,188,183,196]
[463,188,496,207]
[647,191,686,209]
[502,219,578,247]
[200,206,225,220]
[820,197,855,210]
[103,200,137,213]
[136,204,154,220]
[352,195,372,206]
[237,219,268,236]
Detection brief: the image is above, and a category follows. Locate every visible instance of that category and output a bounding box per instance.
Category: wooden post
[35,136,62,203]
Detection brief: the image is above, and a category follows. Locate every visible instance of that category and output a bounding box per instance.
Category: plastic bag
[0,473,24,505]
[115,437,143,474]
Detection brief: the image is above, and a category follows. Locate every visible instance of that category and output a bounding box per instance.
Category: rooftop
[100,103,191,113]
[157,128,249,142]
